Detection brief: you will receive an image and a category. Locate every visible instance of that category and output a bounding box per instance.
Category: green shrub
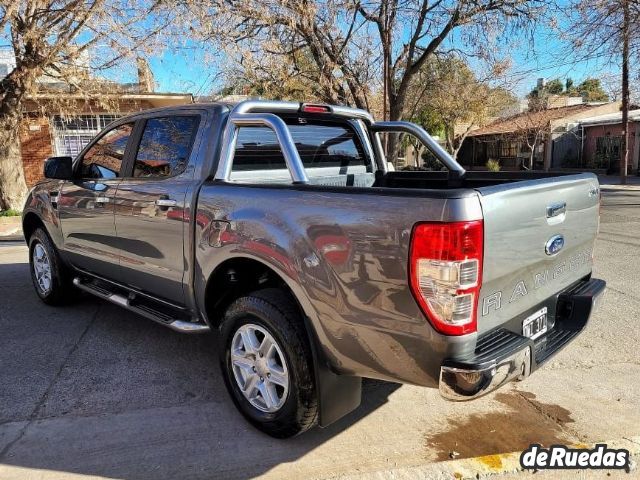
[486,159,501,172]
[421,150,445,171]
[0,209,21,217]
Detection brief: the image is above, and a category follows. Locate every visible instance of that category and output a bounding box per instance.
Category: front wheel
[219,288,318,438]
[28,228,73,305]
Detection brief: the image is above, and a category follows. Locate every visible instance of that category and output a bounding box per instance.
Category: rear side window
[133,115,199,178]
[232,122,367,171]
[80,123,134,179]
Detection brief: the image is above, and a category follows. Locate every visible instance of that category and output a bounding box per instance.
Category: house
[578,109,640,173]
[20,91,193,186]
[456,102,621,171]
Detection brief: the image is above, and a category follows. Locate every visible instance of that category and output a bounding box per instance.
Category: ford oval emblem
[545,235,565,256]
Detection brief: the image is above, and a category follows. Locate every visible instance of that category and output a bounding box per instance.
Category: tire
[219,288,318,438]
[28,228,74,305]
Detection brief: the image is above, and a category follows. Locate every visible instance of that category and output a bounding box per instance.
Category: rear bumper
[439,277,606,401]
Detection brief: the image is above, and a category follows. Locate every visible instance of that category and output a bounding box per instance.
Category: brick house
[456,102,621,171]
[20,92,193,186]
[578,109,640,173]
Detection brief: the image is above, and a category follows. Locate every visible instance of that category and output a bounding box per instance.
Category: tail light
[301,104,332,113]
[409,220,483,335]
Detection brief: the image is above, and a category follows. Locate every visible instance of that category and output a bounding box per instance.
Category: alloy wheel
[230,323,289,413]
[32,243,52,295]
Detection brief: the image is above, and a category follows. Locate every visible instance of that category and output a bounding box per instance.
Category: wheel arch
[203,256,309,330]
[22,212,46,244]
[202,255,362,428]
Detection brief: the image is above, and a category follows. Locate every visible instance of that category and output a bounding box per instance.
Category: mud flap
[303,316,362,427]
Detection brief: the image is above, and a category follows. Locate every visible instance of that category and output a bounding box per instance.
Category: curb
[0,226,23,242]
[0,235,24,242]
[334,437,640,480]
[0,216,21,225]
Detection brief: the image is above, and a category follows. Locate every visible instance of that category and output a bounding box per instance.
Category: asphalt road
[1,187,639,480]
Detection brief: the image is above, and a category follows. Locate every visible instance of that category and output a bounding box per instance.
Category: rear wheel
[219,288,318,438]
[28,228,73,305]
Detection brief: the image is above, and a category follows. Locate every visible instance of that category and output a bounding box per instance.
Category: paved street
[1,187,639,480]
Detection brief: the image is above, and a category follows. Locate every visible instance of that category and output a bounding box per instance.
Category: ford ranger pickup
[23,100,606,438]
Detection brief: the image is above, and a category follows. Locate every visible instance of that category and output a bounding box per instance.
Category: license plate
[523,307,548,340]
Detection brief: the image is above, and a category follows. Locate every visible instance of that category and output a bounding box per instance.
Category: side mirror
[44,156,73,180]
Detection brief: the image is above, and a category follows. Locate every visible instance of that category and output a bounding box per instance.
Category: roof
[23,92,195,113]
[103,102,229,121]
[580,109,640,127]
[468,103,614,137]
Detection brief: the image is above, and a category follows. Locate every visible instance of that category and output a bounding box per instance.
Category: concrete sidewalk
[0,217,23,242]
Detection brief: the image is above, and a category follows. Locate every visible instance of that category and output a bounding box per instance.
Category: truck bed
[372,170,581,190]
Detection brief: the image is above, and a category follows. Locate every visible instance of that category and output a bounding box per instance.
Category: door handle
[155,198,177,208]
[546,202,566,218]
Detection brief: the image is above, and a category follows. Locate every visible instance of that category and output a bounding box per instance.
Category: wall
[546,101,622,170]
[20,115,54,186]
[583,122,639,172]
[550,127,581,168]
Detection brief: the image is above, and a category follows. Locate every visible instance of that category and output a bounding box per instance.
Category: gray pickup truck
[23,100,605,438]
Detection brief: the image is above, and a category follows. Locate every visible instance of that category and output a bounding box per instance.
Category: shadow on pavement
[0,258,401,480]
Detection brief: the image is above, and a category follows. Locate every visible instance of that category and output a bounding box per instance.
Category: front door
[113,114,201,305]
[58,122,135,279]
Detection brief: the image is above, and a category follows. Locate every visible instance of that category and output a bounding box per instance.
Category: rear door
[112,113,202,305]
[58,122,135,279]
[476,174,600,334]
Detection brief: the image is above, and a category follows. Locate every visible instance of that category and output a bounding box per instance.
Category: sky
[114,6,627,101]
[149,39,620,101]
[0,2,629,101]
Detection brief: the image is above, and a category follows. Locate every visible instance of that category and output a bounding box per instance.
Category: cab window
[79,123,134,179]
[132,116,200,178]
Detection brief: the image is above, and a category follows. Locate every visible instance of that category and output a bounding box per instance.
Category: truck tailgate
[475,173,600,334]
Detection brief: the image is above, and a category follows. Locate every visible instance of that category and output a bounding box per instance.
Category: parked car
[23,100,605,438]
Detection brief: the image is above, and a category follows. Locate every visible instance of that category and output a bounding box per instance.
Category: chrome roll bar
[214,100,466,183]
[215,111,309,183]
[370,121,466,178]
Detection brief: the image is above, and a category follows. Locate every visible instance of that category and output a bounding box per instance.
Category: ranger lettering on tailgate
[482,248,593,315]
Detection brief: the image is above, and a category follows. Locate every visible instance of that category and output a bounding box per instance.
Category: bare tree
[565,0,640,183]
[194,0,546,158]
[407,56,517,160]
[494,104,552,170]
[512,120,549,170]
[621,0,631,183]
[217,48,325,101]
[0,1,173,210]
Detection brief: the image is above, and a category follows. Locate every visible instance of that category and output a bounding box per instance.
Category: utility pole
[620,0,630,184]
[381,0,390,155]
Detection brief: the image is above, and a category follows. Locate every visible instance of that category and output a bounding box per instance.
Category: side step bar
[72,277,210,334]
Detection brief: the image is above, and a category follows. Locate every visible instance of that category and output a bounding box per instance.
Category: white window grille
[52,114,121,157]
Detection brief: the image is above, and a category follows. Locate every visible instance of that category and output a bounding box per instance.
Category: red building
[457,102,621,171]
[579,110,640,174]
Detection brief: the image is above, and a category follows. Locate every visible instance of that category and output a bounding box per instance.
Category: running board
[72,277,210,334]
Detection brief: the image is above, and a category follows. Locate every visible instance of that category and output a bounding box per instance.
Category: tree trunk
[384,100,405,167]
[529,139,536,170]
[0,110,28,211]
[620,0,630,183]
